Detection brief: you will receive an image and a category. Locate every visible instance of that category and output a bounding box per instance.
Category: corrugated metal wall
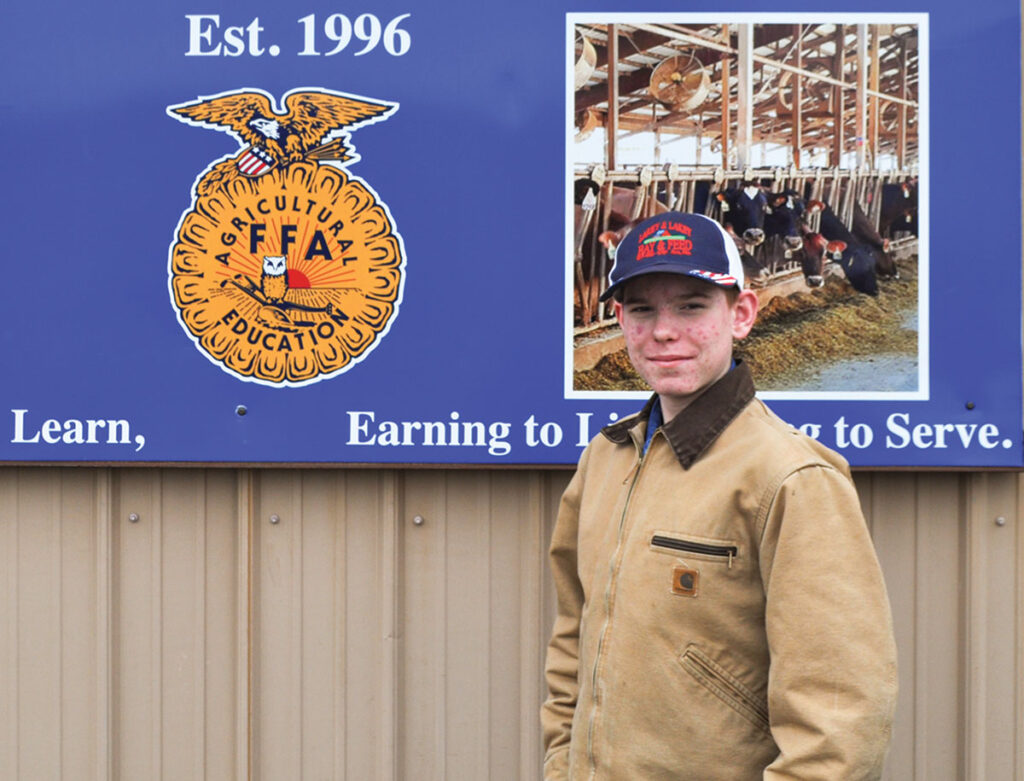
[1,467,1021,779]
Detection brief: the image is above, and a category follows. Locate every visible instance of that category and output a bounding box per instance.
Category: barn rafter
[574,20,920,169]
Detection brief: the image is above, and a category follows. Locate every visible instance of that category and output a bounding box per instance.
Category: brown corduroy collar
[601,361,756,470]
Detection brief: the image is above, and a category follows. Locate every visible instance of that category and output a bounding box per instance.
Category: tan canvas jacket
[542,365,897,780]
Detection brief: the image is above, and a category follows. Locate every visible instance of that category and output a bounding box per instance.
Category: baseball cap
[599,211,744,301]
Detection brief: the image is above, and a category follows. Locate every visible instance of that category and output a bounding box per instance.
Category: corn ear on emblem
[167,87,405,387]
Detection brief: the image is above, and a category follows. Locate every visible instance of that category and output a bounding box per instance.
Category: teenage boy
[543,212,897,780]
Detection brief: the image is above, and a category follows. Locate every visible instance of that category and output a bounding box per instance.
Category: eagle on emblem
[169,89,396,177]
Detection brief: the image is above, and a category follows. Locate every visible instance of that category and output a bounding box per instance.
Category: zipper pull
[728,550,734,569]
[622,456,641,485]
[622,436,644,484]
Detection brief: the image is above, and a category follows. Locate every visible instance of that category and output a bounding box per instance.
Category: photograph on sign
[566,15,927,402]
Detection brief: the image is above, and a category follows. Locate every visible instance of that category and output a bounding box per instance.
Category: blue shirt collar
[643,398,664,454]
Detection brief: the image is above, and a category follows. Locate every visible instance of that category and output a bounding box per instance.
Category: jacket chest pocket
[650,533,738,566]
[649,532,741,598]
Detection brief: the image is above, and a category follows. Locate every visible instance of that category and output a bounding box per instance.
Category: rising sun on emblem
[167,87,405,387]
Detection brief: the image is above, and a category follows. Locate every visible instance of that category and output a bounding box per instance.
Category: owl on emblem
[261,255,288,302]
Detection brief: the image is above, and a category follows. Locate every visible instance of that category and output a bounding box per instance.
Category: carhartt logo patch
[672,565,699,597]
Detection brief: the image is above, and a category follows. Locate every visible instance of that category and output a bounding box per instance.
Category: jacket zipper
[587,439,645,777]
[651,535,738,567]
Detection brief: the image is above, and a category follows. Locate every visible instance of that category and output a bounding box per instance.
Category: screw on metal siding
[128,513,140,523]
[413,515,425,526]
[965,402,975,410]
[995,516,1007,527]
[270,514,281,524]
[236,405,248,416]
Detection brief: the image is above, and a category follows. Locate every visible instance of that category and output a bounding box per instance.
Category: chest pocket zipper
[651,534,738,567]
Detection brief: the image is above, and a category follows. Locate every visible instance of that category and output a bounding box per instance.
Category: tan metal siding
[251,469,402,780]
[0,467,1020,779]
[860,472,966,779]
[1,469,108,781]
[396,471,557,780]
[109,469,243,780]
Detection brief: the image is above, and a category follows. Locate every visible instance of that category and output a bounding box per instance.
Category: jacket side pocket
[679,645,770,733]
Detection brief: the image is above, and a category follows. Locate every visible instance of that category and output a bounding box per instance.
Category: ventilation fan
[649,53,711,113]
[575,109,602,141]
[574,31,597,90]
[776,59,834,114]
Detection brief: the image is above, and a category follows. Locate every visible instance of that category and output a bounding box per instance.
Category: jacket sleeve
[758,464,898,780]
[540,447,590,780]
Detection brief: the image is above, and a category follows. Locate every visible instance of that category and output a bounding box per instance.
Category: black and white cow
[715,184,770,279]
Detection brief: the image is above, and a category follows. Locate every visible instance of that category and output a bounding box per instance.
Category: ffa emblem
[167,88,405,386]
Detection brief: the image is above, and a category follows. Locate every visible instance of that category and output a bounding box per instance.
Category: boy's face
[613,273,758,420]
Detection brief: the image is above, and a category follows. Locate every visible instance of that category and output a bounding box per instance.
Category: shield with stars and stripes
[236,146,276,177]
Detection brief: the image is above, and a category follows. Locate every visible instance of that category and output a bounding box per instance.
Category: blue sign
[1,1,1020,466]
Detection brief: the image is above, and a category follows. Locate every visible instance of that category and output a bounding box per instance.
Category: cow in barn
[762,189,830,286]
[714,184,771,279]
[761,189,827,287]
[573,179,603,325]
[763,189,833,286]
[851,203,898,279]
[808,200,879,296]
[713,185,830,287]
[717,183,768,243]
[799,226,828,287]
[879,180,918,238]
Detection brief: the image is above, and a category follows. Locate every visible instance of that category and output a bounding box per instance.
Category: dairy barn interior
[572,21,922,393]
[1,19,1022,781]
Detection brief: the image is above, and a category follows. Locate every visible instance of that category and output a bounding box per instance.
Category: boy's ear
[731,289,759,340]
